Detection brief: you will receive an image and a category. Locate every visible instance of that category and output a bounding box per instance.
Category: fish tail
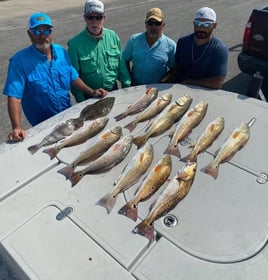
[180,153,197,163]
[132,219,155,241]
[57,165,75,179]
[96,193,117,214]
[200,164,218,179]
[69,171,83,187]
[124,121,137,132]
[114,112,127,121]
[27,144,41,155]
[164,144,181,158]
[133,135,147,148]
[43,147,58,160]
[118,202,138,221]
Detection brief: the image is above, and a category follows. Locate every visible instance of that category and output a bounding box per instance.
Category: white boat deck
[0,84,267,280]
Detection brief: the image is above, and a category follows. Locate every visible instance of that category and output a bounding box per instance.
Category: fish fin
[114,112,127,121]
[200,164,218,179]
[43,147,58,160]
[180,153,197,163]
[96,193,117,214]
[149,199,157,212]
[124,121,137,132]
[133,135,147,148]
[72,118,84,130]
[57,165,75,180]
[188,140,196,148]
[134,184,142,195]
[132,220,155,241]
[69,171,83,187]
[164,144,181,158]
[221,151,238,163]
[27,144,41,154]
[145,87,152,94]
[118,202,138,221]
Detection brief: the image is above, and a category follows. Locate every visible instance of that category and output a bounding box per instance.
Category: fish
[124,93,172,132]
[43,117,109,160]
[181,116,225,162]
[200,122,250,179]
[164,101,208,158]
[133,161,197,241]
[27,120,77,154]
[114,87,158,121]
[96,143,154,214]
[133,95,193,148]
[79,97,115,121]
[64,97,115,129]
[68,135,133,187]
[118,154,172,221]
[57,125,122,179]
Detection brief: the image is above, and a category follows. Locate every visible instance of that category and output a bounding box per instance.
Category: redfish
[200,122,250,179]
[43,117,109,160]
[96,143,154,214]
[164,101,208,158]
[133,95,193,148]
[124,93,172,132]
[57,125,122,179]
[181,116,225,162]
[68,135,133,187]
[118,154,172,221]
[114,87,158,121]
[133,161,197,241]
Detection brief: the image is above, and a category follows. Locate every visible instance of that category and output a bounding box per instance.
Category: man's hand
[93,88,108,98]
[8,128,26,142]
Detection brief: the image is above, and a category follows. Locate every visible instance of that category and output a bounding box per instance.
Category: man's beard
[34,42,51,51]
[148,31,159,39]
[194,31,211,39]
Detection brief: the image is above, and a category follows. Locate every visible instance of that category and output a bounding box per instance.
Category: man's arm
[181,76,225,90]
[71,78,108,99]
[7,96,26,141]
[169,63,225,89]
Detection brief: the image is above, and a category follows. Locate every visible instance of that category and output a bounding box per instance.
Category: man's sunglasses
[193,20,214,28]
[30,29,52,36]
[146,20,162,26]
[86,15,104,21]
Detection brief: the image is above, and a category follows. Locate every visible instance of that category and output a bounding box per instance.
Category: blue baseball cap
[28,12,53,29]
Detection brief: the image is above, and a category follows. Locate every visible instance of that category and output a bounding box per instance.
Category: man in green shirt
[67,0,131,103]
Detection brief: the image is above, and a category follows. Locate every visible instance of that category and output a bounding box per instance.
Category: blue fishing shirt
[123,32,176,85]
[3,44,78,126]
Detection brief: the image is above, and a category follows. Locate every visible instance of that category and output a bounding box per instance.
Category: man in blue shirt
[171,7,228,89]
[3,12,107,142]
[123,7,176,85]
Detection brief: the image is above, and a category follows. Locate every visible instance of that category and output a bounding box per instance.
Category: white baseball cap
[194,7,216,22]
[84,0,105,14]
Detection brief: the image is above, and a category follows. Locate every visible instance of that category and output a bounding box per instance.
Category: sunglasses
[193,20,214,28]
[30,29,52,36]
[146,20,162,26]
[86,15,104,21]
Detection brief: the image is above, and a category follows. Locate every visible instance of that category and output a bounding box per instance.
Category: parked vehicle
[237,6,268,101]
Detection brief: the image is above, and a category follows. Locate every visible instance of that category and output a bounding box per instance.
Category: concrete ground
[0,0,82,20]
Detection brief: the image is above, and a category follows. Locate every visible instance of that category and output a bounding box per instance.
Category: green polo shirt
[67,28,131,102]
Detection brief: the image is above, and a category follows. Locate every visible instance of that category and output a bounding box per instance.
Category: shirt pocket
[27,71,49,93]
[58,67,71,90]
[106,49,120,70]
[151,50,168,67]
[80,54,97,74]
